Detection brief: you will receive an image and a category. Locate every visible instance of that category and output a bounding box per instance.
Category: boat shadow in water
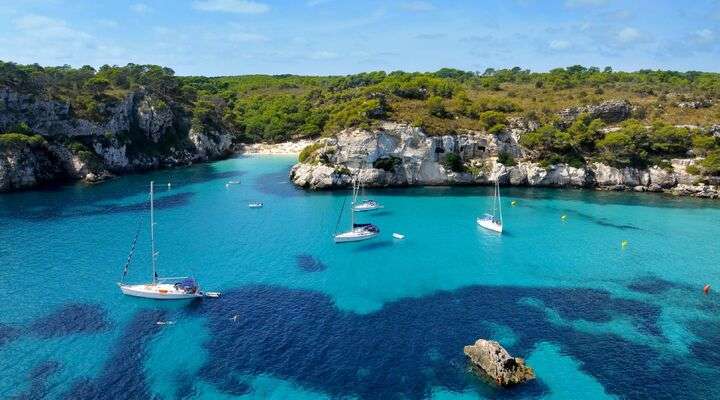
[526,205,642,231]
[14,192,195,222]
[296,253,328,272]
[0,166,243,222]
[173,282,720,400]
[352,240,394,252]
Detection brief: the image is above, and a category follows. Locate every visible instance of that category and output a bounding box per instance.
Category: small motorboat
[392,233,405,240]
[248,202,263,208]
[228,180,240,185]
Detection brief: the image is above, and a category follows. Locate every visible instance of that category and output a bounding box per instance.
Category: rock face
[463,339,535,386]
[558,99,632,126]
[0,88,234,192]
[0,141,62,191]
[289,122,719,199]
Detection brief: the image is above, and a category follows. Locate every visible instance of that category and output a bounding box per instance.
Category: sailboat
[352,169,383,212]
[477,180,503,233]
[118,181,209,300]
[334,174,380,243]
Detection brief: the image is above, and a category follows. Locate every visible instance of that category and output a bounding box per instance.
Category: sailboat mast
[150,181,157,285]
[497,180,503,224]
[491,180,497,216]
[351,175,357,228]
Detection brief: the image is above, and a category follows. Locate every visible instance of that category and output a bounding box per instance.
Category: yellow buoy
[511,200,518,207]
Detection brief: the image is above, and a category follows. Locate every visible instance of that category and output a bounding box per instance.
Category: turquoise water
[1,155,719,399]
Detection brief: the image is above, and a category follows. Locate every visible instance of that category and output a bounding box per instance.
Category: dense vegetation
[2,61,719,174]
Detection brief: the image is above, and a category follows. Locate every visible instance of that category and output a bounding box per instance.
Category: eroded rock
[463,339,535,386]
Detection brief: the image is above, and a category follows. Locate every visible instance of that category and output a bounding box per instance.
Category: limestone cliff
[290,122,719,199]
[0,88,233,191]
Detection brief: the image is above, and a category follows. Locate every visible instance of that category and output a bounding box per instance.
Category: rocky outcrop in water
[0,88,233,191]
[289,122,719,199]
[463,339,535,386]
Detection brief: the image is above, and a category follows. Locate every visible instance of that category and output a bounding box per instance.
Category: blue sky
[1,0,719,76]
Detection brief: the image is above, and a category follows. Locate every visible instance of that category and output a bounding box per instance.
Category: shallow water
[1,155,719,399]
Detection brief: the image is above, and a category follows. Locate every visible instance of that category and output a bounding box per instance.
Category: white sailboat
[334,174,380,243]
[477,180,503,233]
[118,181,208,300]
[352,169,383,212]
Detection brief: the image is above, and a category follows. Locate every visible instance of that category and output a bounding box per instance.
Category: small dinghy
[392,233,405,240]
[203,291,222,298]
[248,202,263,208]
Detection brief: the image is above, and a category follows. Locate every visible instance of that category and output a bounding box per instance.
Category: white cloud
[3,14,126,66]
[565,0,609,7]
[306,0,332,6]
[97,19,118,28]
[549,39,571,50]
[616,27,640,43]
[14,14,91,40]
[192,0,270,14]
[400,1,435,12]
[310,50,338,60]
[693,28,715,43]
[229,32,269,42]
[130,3,151,13]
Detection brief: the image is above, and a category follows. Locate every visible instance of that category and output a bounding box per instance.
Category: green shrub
[373,156,402,172]
[441,153,465,172]
[699,150,720,175]
[0,133,46,148]
[692,134,718,156]
[298,142,323,163]
[478,111,507,130]
[685,164,701,175]
[497,151,516,166]
[426,96,449,118]
[488,124,506,135]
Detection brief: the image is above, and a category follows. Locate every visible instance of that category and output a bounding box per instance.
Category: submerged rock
[463,339,535,386]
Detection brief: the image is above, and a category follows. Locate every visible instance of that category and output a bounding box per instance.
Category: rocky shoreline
[289,122,719,199]
[0,87,234,192]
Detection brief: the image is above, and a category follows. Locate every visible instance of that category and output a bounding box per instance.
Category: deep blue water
[1,155,719,399]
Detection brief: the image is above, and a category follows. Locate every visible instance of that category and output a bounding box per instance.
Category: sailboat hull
[477,217,503,233]
[333,230,379,243]
[352,200,383,212]
[119,283,203,300]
